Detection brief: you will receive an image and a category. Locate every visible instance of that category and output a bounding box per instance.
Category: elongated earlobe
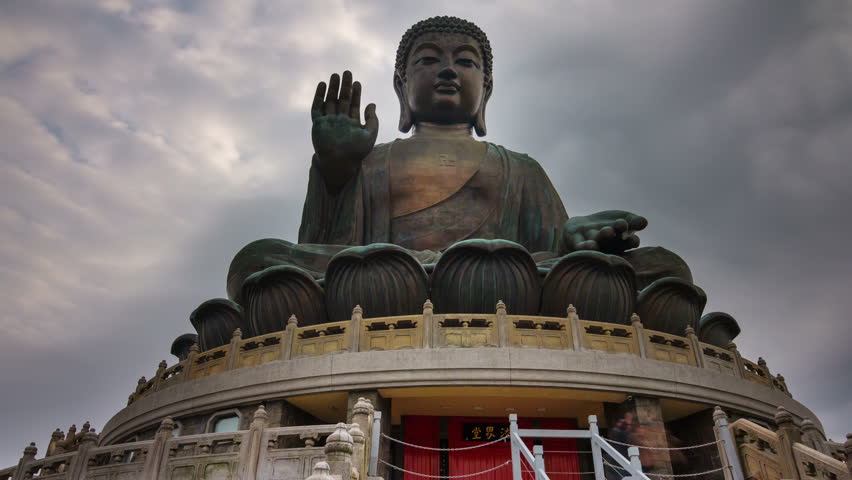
[473,83,492,137]
[394,73,413,133]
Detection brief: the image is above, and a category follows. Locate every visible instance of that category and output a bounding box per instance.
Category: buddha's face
[399,32,486,126]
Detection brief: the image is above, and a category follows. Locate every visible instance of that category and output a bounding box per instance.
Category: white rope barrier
[604,438,721,451]
[523,469,596,475]
[381,433,508,451]
[379,459,511,478]
[543,450,593,454]
[601,460,727,478]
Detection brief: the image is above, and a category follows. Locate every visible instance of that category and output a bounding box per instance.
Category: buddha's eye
[456,58,478,68]
[416,56,439,65]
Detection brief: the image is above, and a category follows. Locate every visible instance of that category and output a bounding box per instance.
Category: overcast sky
[1,0,851,467]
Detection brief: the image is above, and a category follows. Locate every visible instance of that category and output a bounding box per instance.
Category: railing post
[226,328,243,370]
[422,300,434,348]
[509,414,521,480]
[727,342,746,379]
[350,305,363,352]
[631,313,648,359]
[143,417,175,480]
[588,415,605,480]
[67,428,98,479]
[712,407,745,480]
[11,442,37,480]
[238,405,268,480]
[497,300,509,347]
[325,423,354,480]
[281,315,298,360]
[533,444,545,480]
[684,326,704,368]
[844,433,852,473]
[153,360,167,391]
[182,344,199,382]
[757,357,773,389]
[568,305,583,351]
[774,407,802,480]
[627,446,643,477]
[351,397,374,478]
[368,411,381,477]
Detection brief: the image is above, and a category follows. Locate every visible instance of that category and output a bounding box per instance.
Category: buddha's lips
[434,81,461,92]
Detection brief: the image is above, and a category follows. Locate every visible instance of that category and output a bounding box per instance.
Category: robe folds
[226,141,568,302]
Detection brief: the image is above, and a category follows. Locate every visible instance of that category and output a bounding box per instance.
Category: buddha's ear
[473,81,492,137]
[394,71,413,133]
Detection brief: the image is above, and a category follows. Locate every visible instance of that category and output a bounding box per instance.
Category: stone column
[281,315,298,360]
[11,442,37,480]
[727,342,746,379]
[631,313,648,359]
[347,391,389,480]
[153,360,168,391]
[604,396,673,475]
[800,418,828,455]
[496,300,509,347]
[182,344,199,381]
[844,433,851,473]
[67,429,98,479]
[325,423,355,480]
[567,305,583,350]
[349,397,374,479]
[238,405,269,480]
[684,326,704,367]
[143,417,176,480]
[422,300,434,348]
[306,461,333,480]
[350,306,363,352]
[226,328,243,370]
[774,407,802,480]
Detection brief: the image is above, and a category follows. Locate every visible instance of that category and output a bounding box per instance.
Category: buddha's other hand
[311,71,379,192]
[561,210,648,255]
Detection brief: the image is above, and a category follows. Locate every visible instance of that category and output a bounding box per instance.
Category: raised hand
[561,210,648,254]
[311,71,379,192]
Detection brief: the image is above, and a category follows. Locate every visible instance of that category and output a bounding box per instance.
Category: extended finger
[625,234,640,250]
[577,240,600,251]
[338,71,353,118]
[612,218,629,233]
[350,81,362,123]
[324,73,340,115]
[569,232,586,251]
[595,226,616,243]
[311,82,326,121]
[627,214,648,231]
[364,103,378,132]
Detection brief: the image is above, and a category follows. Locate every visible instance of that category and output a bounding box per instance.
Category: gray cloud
[1,0,850,466]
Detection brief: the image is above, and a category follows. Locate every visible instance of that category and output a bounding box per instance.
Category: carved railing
[729,415,850,480]
[126,302,791,405]
[2,403,377,480]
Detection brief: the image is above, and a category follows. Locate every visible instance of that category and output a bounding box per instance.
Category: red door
[403,416,440,480]
[448,417,536,480]
[540,418,581,480]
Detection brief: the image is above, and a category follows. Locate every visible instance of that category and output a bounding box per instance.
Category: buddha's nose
[438,66,458,80]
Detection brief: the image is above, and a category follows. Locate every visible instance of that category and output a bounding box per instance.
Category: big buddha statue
[186,17,738,353]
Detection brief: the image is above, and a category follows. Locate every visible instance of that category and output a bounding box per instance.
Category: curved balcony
[101,301,816,445]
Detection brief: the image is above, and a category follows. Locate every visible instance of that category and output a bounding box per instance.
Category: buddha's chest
[388,139,488,218]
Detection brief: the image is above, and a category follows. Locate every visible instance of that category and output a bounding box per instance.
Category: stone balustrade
[725,407,850,480]
[1,401,376,480]
[127,302,789,406]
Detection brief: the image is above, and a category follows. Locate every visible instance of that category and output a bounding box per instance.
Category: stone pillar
[347,391,389,480]
[496,300,509,347]
[350,306,363,352]
[844,433,851,473]
[153,360,168,391]
[567,305,583,351]
[281,315,298,360]
[182,344,199,381]
[631,313,648,359]
[727,342,746,379]
[238,405,269,480]
[325,423,355,480]
[67,428,98,479]
[349,423,366,480]
[143,417,175,480]
[604,396,672,475]
[349,397,374,479]
[46,429,64,457]
[684,326,704,367]
[306,461,334,480]
[226,328,243,370]
[422,300,434,348]
[774,407,801,480]
[12,442,37,480]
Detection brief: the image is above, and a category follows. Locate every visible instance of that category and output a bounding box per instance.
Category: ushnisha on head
[394,16,494,136]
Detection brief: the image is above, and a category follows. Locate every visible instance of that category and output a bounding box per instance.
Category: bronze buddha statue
[183,16,726,351]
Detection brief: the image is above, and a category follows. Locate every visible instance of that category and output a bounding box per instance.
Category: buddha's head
[394,16,493,136]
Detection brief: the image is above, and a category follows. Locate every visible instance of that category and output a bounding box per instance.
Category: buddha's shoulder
[484,142,547,172]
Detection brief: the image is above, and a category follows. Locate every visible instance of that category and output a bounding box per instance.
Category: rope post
[368,411,381,477]
[533,445,545,480]
[588,415,605,480]
[627,446,643,476]
[712,407,745,480]
[510,414,521,480]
